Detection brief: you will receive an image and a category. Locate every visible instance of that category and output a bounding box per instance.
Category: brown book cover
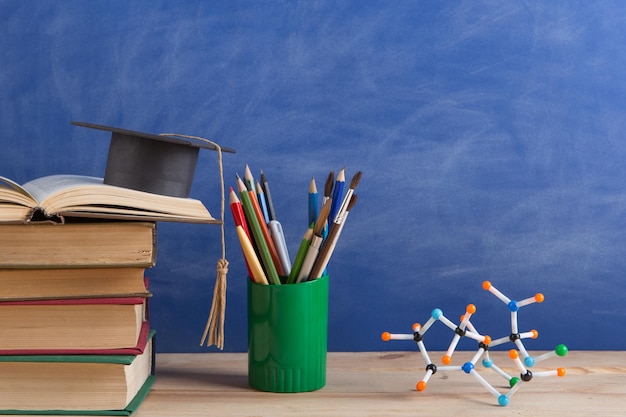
[0,297,147,351]
[0,222,157,268]
[0,268,150,301]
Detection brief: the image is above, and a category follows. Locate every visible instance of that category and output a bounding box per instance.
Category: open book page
[1,174,217,223]
[21,174,103,204]
[59,205,211,220]
[35,175,215,221]
[0,176,37,205]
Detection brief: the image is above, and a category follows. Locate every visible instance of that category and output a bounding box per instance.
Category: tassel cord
[159,132,228,349]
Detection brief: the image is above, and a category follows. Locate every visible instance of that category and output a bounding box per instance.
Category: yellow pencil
[236,225,269,285]
[237,175,281,285]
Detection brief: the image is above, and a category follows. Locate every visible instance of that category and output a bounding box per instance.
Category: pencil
[244,164,255,191]
[229,186,254,279]
[287,224,314,284]
[236,225,269,285]
[260,170,277,221]
[309,194,358,280]
[229,186,250,236]
[237,176,281,285]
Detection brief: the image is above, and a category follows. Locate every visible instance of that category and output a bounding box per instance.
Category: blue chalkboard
[1,0,625,353]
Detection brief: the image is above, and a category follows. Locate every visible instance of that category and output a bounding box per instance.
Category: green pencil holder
[247,275,329,393]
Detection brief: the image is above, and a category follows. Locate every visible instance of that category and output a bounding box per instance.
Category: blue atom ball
[462,362,474,374]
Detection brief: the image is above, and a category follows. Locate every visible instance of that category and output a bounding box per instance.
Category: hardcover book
[0,222,157,268]
[0,174,218,224]
[0,297,147,351]
[0,331,156,415]
[0,268,150,302]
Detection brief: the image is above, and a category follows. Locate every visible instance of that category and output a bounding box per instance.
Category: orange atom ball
[417,381,427,391]
[381,332,391,342]
[482,281,492,290]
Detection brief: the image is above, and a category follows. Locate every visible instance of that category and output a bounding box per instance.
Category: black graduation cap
[71,121,235,198]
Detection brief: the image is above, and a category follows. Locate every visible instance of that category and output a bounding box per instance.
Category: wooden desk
[123,351,625,417]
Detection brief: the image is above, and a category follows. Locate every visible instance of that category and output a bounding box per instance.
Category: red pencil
[230,186,250,236]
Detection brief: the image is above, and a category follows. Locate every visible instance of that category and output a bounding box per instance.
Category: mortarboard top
[71,121,235,199]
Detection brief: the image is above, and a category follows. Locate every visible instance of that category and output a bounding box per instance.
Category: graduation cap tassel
[158,132,229,350]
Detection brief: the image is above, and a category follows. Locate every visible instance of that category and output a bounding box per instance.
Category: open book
[0,174,219,224]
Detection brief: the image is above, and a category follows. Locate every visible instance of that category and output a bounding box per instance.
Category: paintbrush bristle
[324,171,334,197]
[349,171,362,189]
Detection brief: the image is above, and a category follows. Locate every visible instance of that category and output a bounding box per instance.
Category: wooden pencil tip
[236,175,246,191]
[229,188,240,203]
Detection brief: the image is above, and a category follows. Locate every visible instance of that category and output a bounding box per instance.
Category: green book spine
[0,331,156,364]
[0,375,155,416]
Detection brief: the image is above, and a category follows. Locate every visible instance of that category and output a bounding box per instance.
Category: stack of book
[0,221,157,415]
[0,121,233,414]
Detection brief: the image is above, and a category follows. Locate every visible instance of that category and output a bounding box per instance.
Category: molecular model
[381,281,568,406]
